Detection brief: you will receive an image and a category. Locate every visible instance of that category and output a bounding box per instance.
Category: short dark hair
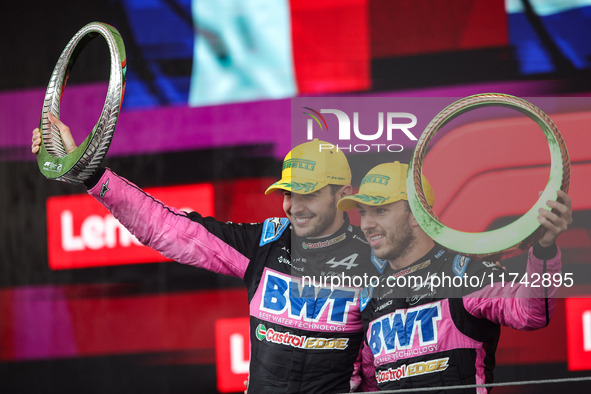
[329,184,345,196]
[402,200,411,212]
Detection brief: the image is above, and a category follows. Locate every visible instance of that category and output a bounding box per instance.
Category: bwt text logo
[368,302,442,356]
[260,270,357,325]
[303,107,418,153]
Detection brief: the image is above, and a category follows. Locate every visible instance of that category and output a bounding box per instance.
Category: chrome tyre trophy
[407,93,570,259]
[37,22,126,184]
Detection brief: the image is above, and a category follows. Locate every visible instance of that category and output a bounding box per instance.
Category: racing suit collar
[295,213,352,251]
[386,243,444,277]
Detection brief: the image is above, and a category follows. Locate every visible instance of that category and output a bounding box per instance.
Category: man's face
[283,186,341,238]
[358,201,415,262]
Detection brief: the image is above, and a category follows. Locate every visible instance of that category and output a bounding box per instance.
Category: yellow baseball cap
[337,161,434,211]
[265,139,351,195]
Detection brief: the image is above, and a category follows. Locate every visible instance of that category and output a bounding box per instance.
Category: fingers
[555,190,572,214]
[32,127,41,154]
[47,112,78,154]
[48,112,70,136]
[537,190,573,246]
[538,208,567,233]
[47,112,64,128]
[543,190,573,224]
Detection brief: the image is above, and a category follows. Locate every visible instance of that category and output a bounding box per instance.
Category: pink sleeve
[87,168,251,278]
[349,346,362,392]
[357,339,379,392]
[463,247,561,330]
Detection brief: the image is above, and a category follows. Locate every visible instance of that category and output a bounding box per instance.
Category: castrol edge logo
[46,183,214,269]
[375,357,449,384]
[255,324,349,350]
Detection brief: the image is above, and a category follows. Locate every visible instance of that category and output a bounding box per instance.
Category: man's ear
[338,185,354,199]
[406,203,420,228]
[409,213,420,227]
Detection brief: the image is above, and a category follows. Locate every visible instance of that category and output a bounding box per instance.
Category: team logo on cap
[283,158,316,171]
[361,174,390,186]
[354,194,390,205]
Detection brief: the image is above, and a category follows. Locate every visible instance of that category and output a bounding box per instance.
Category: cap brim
[265,177,325,195]
[336,196,360,211]
[265,181,287,195]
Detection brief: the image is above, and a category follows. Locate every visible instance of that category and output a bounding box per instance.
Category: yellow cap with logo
[337,161,434,211]
[265,139,351,195]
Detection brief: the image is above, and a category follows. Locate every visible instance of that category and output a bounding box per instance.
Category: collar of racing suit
[384,243,446,277]
[293,213,354,253]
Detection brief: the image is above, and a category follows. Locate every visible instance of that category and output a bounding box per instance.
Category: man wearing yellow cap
[338,161,572,392]
[32,120,380,393]
[265,139,354,238]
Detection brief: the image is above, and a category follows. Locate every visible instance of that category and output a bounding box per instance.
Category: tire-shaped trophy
[407,93,570,259]
[37,22,126,184]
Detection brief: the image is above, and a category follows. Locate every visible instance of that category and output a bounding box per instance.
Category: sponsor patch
[360,286,373,312]
[325,253,359,270]
[43,161,63,173]
[370,250,388,274]
[369,302,442,356]
[374,300,392,313]
[391,260,431,280]
[482,261,497,269]
[452,255,470,277]
[302,233,346,249]
[259,217,289,246]
[258,269,359,329]
[99,179,110,198]
[375,357,449,384]
[255,324,349,350]
[283,158,315,171]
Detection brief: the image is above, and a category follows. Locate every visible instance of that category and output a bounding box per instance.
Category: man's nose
[361,214,376,233]
[290,194,304,212]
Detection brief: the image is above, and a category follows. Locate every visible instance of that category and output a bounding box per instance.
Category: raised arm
[464,191,572,330]
[33,116,256,279]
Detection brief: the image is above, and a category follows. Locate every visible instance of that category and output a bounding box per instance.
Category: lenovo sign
[566,297,591,371]
[46,183,214,269]
[215,317,250,393]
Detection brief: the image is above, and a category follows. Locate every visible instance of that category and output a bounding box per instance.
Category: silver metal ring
[37,22,126,184]
[407,93,570,258]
